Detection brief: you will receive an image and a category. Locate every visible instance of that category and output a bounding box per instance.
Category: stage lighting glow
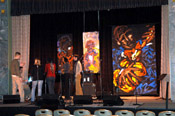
[28,76,32,83]
[68,47,71,50]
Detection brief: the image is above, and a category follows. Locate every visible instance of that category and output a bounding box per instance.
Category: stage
[0,97,175,116]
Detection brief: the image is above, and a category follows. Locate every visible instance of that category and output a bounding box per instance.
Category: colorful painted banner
[83,31,100,73]
[57,34,73,73]
[112,24,157,95]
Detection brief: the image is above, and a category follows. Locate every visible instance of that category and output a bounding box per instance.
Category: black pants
[62,73,70,99]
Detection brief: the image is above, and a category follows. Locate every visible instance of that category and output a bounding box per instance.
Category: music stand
[158,74,167,81]
[157,74,169,110]
[157,74,167,99]
[133,84,141,105]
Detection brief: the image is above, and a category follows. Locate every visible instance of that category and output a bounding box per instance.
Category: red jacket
[45,63,56,78]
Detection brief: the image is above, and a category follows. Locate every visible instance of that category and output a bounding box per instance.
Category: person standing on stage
[61,57,71,99]
[11,52,24,102]
[30,59,44,103]
[73,54,83,95]
[45,58,56,94]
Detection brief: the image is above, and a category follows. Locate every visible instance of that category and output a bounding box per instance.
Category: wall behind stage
[0,0,10,96]
[30,6,161,94]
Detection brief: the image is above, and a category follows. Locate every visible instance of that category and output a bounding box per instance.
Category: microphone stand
[60,72,63,97]
[133,59,140,105]
[45,77,47,94]
[81,60,85,95]
[133,84,140,105]
[99,59,103,99]
[133,65,141,105]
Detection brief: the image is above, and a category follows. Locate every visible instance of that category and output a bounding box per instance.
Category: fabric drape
[11,0,168,16]
[160,5,170,99]
[12,15,30,81]
[30,7,161,94]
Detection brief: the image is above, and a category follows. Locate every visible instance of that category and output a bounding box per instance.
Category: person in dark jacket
[30,58,44,103]
[61,57,70,99]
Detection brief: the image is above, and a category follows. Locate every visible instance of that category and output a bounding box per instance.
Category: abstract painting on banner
[112,24,157,95]
[57,34,73,73]
[83,31,100,73]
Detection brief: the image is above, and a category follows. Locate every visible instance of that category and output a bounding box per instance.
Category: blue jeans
[31,80,43,102]
[46,77,55,94]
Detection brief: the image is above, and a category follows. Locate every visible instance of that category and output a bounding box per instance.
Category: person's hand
[131,50,137,61]
[19,78,23,82]
[23,80,27,82]
[142,26,155,44]
[118,67,141,88]
[117,62,145,92]
[20,62,25,67]
[61,69,64,74]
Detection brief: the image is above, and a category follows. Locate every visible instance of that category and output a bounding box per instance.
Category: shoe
[25,98,31,102]
[30,101,35,105]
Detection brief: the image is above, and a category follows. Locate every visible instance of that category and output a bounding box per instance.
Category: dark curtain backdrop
[30,6,161,95]
[11,0,167,16]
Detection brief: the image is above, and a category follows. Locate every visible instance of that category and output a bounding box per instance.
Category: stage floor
[65,96,175,109]
[0,97,175,116]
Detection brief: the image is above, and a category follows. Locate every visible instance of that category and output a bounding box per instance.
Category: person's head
[14,52,21,60]
[85,40,95,50]
[64,57,68,63]
[73,54,79,61]
[113,26,134,49]
[34,58,41,65]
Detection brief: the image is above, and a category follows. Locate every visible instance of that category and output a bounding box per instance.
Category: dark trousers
[62,73,70,99]
[46,77,55,94]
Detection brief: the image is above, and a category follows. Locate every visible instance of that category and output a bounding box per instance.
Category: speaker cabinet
[3,95,20,104]
[73,95,93,105]
[35,94,65,107]
[103,95,124,106]
[82,82,96,96]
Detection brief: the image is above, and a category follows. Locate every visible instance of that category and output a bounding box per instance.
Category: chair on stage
[94,109,112,116]
[15,114,30,116]
[54,109,70,116]
[136,110,155,116]
[73,109,91,116]
[158,111,175,116]
[35,109,52,116]
[115,110,134,116]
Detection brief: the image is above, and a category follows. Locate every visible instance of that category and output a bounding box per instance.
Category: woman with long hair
[31,59,44,103]
[45,58,56,94]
